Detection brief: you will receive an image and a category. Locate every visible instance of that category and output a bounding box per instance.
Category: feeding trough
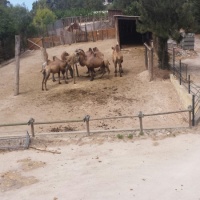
[0,132,30,151]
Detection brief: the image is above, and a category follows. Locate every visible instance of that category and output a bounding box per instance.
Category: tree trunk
[157,37,169,70]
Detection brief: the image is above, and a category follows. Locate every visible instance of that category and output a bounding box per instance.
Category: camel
[76,49,110,81]
[52,55,70,81]
[41,52,68,82]
[42,61,68,91]
[93,47,104,59]
[41,53,78,90]
[61,51,80,78]
[93,47,110,74]
[112,44,123,77]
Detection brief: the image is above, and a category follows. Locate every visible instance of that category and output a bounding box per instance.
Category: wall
[170,74,192,109]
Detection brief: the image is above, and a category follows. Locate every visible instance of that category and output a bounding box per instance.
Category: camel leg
[42,72,46,91]
[69,66,73,78]
[62,71,65,80]
[65,66,69,83]
[58,72,61,84]
[119,63,123,77]
[52,73,56,82]
[90,69,94,81]
[114,62,117,77]
[65,65,69,79]
[75,64,79,77]
[106,65,110,76]
[100,65,106,78]
[45,72,50,91]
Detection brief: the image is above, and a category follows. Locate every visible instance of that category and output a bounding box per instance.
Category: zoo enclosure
[0,109,193,139]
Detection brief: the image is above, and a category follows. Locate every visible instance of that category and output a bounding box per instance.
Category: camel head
[63,51,69,56]
[93,47,99,52]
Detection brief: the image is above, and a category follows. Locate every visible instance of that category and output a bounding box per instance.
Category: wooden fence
[27,28,116,50]
[0,109,193,138]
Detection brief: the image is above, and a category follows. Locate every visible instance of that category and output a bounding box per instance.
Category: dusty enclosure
[0,39,189,136]
[1,38,200,200]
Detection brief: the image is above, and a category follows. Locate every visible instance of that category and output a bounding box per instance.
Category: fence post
[173,47,175,68]
[28,118,35,137]
[14,35,20,96]
[188,75,191,94]
[186,64,188,81]
[179,60,182,85]
[83,115,90,136]
[192,95,195,126]
[188,105,192,128]
[150,48,154,81]
[138,111,144,135]
[144,46,148,70]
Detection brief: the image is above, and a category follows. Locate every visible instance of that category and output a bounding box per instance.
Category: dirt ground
[1,37,200,199]
[0,39,189,134]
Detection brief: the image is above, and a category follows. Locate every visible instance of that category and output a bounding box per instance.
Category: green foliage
[192,0,200,32]
[137,0,195,39]
[11,6,32,34]
[0,5,15,40]
[110,0,139,15]
[127,134,133,139]
[33,8,56,33]
[0,0,9,7]
[136,0,196,69]
[117,134,124,139]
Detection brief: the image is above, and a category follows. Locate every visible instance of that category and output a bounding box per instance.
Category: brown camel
[42,61,68,91]
[76,49,109,81]
[52,56,69,81]
[93,47,110,74]
[61,51,80,78]
[112,44,123,77]
[93,47,104,59]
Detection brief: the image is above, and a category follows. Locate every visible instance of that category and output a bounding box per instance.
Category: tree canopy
[1,0,200,64]
[33,8,57,34]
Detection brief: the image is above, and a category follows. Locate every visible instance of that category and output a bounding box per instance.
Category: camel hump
[115,44,120,52]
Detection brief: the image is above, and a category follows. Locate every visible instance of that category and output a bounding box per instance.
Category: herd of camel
[41,44,123,90]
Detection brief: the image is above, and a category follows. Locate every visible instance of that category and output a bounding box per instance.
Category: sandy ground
[1,37,200,199]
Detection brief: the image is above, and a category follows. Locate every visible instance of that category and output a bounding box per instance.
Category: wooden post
[188,75,191,94]
[84,115,90,136]
[150,48,154,81]
[138,111,144,135]
[145,46,148,70]
[28,118,35,137]
[14,35,20,96]
[73,64,76,84]
[188,105,192,128]
[173,47,175,68]
[192,95,195,126]
[41,46,48,63]
[179,60,182,85]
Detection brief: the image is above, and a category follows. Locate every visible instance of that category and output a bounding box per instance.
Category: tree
[192,0,200,32]
[10,5,33,50]
[33,8,56,35]
[111,0,139,15]
[0,5,15,40]
[137,0,196,69]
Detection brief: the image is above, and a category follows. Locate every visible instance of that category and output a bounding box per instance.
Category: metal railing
[169,47,200,125]
[0,109,192,138]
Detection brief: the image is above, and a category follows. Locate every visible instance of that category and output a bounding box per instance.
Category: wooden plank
[27,38,42,49]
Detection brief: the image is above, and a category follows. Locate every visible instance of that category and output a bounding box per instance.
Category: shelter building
[114,15,152,48]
